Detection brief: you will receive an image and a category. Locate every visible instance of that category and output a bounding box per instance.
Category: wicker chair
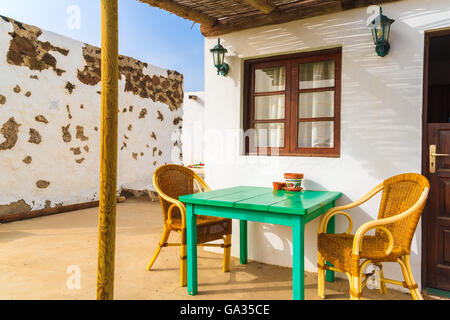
[147,164,232,287]
[317,173,430,300]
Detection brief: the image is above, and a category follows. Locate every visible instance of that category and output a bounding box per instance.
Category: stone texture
[22,156,32,164]
[139,108,147,119]
[0,117,20,151]
[65,82,75,94]
[36,180,50,189]
[77,44,183,111]
[75,126,88,141]
[35,115,48,124]
[4,16,68,76]
[0,199,31,216]
[62,124,72,143]
[157,110,164,121]
[70,147,81,155]
[28,128,42,144]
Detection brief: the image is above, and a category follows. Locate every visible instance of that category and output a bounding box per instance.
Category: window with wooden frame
[243,48,342,157]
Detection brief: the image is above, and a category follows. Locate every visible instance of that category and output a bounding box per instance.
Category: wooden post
[97,0,119,300]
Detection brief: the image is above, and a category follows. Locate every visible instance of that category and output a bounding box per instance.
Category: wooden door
[426,124,450,291]
[423,29,450,291]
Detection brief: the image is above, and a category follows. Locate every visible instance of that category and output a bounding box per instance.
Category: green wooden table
[179,186,341,300]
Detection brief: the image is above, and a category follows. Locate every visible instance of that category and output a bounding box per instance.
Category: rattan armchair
[317,173,429,300]
[147,164,232,287]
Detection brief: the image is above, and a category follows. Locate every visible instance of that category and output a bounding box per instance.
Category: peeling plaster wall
[0,16,183,216]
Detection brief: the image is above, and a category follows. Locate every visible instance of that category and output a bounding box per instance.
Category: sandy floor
[0,196,433,300]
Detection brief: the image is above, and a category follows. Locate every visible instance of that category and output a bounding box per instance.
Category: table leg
[325,202,335,283]
[292,216,305,300]
[186,204,198,295]
[239,220,248,265]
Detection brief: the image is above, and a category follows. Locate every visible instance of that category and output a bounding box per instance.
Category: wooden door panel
[444,230,450,264]
[437,178,450,218]
[427,124,450,290]
[438,129,450,169]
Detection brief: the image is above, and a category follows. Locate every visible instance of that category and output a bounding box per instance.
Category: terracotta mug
[272,181,286,191]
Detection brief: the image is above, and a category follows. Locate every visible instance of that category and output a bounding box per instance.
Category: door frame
[421,27,450,290]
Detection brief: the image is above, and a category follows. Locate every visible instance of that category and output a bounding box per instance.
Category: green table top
[179,186,342,215]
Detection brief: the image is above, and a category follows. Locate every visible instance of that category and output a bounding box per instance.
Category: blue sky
[0,0,205,92]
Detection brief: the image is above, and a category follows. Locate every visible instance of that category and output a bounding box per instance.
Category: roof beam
[241,0,276,14]
[139,0,217,27]
[201,0,342,37]
[341,0,356,9]
[201,0,402,37]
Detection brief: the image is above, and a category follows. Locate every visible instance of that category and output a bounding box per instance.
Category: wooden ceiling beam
[341,0,400,10]
[139,0,217,27]
[241,0,276,14]
[201,0,342,37]
[201,0,401,36]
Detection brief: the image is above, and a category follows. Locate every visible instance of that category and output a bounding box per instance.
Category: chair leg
[317,252,326,299]
[398,256,423,300]
[376,263,387,295]
[180,229,187,287]
[146,226,170,271]
[223,234,231,273]
[350,275,362,300]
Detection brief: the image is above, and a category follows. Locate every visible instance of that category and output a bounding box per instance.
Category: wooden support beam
[139,0,217,27]
[97,0,119,301]
[241,0,276,14]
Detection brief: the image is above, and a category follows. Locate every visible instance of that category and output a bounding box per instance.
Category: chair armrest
[352,187,430,256]
[318,211,353,234]
[167,202,187,228]
[318,183,383,234]
[153,174,187,228]
[352,224,394,257]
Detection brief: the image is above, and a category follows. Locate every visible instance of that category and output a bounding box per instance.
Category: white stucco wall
[181,91,205,166]
[0,17,183,214]
[202,0,450,290]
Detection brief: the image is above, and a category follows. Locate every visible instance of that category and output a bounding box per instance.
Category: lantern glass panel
[383,23,391,42]
[218,51,225,66]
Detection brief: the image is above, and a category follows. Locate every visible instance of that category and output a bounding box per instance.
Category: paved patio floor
[0,196,436,300]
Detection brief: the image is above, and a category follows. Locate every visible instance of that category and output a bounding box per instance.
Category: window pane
[299,91,334,118]
[254,123,285,148]
[255,95,285,120]
[299,60,335,89]
[255,66,286,92]
[298,121,334,148]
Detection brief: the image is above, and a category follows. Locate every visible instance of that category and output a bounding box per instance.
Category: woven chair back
[376,173,430,253]
[153,164,207,224]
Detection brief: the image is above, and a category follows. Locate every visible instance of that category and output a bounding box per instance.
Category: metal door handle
[430,144,448,173]
[431,153,449,157]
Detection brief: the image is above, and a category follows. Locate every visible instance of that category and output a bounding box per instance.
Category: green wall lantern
[370,7,395,57]
[210,38,229,76]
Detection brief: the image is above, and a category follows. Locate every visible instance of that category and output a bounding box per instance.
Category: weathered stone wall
[0,16,183,216]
